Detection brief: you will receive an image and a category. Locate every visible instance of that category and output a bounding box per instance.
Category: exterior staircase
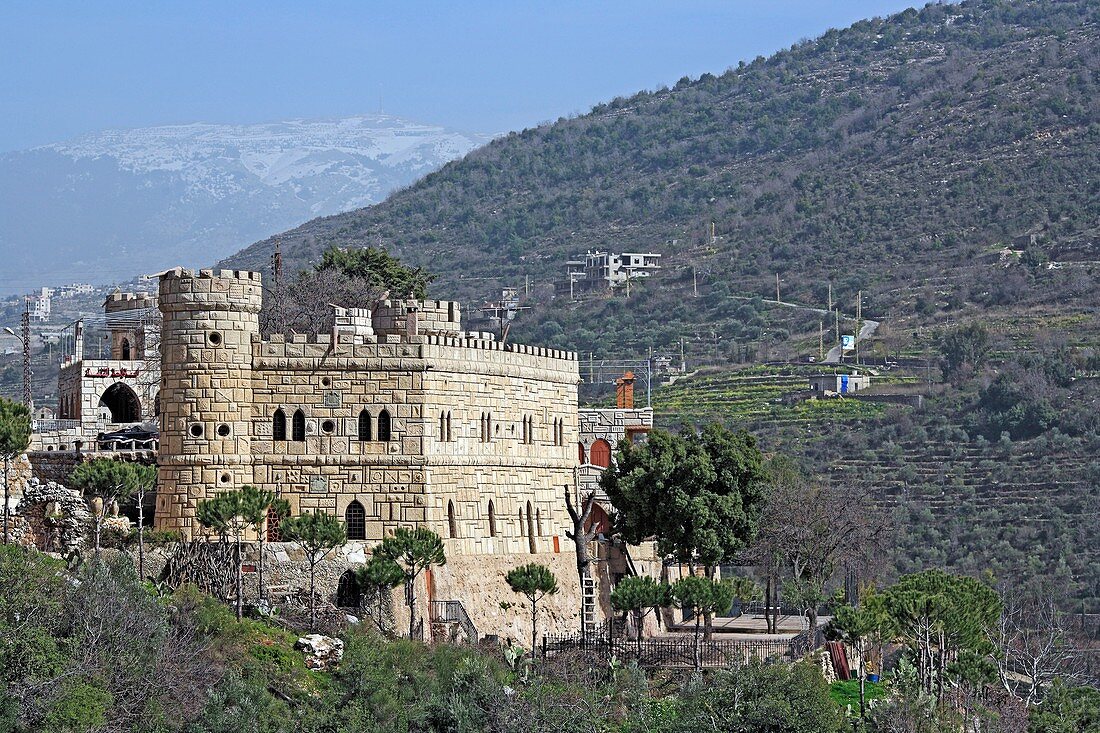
[430,600,478,644]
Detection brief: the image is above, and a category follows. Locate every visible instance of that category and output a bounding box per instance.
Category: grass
[829,679,886,712]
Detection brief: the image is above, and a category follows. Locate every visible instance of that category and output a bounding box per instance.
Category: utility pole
[827,282,833,313]
[525,274,529,297]
[819,321,824,362]
[680,337,686,374]
[835,308,841,347]
[692,267,698,297]
[855,290,862,365]
[775,273,781,304]
[21,301,32,410]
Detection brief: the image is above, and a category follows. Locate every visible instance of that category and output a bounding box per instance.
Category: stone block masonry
[153,268,584,638]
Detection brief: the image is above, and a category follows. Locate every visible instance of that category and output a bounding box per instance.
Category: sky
[0,1,924,153]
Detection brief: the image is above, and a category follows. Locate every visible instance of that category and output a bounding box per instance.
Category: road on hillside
[824,318,880,364]
[731,296,881,365]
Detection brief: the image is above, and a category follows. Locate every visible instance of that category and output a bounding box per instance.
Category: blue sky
[0,1,923,152]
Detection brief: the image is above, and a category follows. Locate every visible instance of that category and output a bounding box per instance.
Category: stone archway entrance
[99,382,141,423]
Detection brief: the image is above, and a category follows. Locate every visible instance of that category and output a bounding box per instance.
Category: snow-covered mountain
[0,115,491,294]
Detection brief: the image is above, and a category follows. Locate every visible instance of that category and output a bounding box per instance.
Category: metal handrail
[430,600,478,643]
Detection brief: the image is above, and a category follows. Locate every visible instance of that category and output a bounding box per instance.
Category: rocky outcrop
[14,478,91,553]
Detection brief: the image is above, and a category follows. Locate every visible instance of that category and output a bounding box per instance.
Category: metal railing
[33,419,81,433]
[430,600,478,644]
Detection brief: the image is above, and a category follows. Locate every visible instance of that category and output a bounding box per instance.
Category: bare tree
[749,459,890,635]
[996,584,1085,707]
[564,485,598,637]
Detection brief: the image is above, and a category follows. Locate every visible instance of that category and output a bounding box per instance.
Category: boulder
[295,634,344,670]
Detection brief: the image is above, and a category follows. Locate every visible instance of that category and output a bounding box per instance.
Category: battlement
[372,299,462,337]
[159,267,263,283]
[104,292,156,313]
[158,267,263,315]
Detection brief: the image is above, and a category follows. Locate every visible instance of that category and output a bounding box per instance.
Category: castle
[19,266,654,640]
[152,267,651,637]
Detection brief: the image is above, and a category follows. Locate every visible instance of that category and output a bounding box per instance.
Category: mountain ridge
[0,115,491,294]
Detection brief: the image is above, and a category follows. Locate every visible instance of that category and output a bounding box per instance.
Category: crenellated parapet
[158,268,263,315]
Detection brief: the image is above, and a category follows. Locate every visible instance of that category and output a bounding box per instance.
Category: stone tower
[155,269,262,537]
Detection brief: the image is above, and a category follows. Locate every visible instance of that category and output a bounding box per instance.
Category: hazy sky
[0,1,923,152]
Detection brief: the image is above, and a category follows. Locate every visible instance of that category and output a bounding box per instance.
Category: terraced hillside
[660,364,1100,611]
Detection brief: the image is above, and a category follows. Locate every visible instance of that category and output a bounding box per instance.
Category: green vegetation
[280,510,348,631]
[223,0,1099,367]
[828,679,885,710]
[505,563,559,652]
[374,527,447,638]
[602,423,767,568]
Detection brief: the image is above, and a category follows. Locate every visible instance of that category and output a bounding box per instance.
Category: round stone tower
[154,268,263,537]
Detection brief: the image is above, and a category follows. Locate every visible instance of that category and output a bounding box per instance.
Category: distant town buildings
[564,250,661,297]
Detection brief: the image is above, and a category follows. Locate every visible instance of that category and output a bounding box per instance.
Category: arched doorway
[99,382,141,423]
[590,439,612,468]
[336,569,362,608]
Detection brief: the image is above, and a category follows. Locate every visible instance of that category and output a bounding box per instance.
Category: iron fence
[540,632,811,669]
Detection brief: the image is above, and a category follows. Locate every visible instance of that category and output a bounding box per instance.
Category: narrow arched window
[480,413,488,443]
[536,508,542,537]
[121,338,131,361]
[488,500,497,537]
[439,411,446,440]
[358,410,372,441]
[273,409,287,441]
[526,501,536,554]
[447,500,458,539]
[292,409,305,442]
[446,412,452,442]
[345,500,366,540]
[378,409,392,442]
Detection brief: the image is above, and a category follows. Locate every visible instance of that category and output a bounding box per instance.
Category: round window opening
[321,420,336,434]
[208,331,222,346]
[321,376,332,387]
[189,423,204,438]
[220,473,231,484]
[216,423,231,437]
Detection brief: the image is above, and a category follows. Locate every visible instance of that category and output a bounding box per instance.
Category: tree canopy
[602,424,768,567]
[317,246,435,299]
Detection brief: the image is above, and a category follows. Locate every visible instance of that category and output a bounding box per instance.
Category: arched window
[121,338,131,361]
[488,500,497,537]
[446,412,452,442]
[439,412,446,440]
[292,409,306,442]
[272,409,287,441]
[345,500,366,540]
[526,501,536,554]
[480,413,488,443]
[578,442,587,464]
[358,410,372,441]
[590,439,612,468]
[447,500,458,539]
[378,409,392,442]
[536,508,542,537]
